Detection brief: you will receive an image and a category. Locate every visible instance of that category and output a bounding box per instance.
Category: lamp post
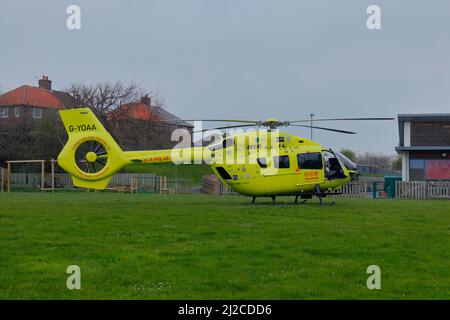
[309,113,315,140]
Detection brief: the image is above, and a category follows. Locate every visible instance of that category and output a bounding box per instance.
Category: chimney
[140,94,151,105]
[38,75,52,90]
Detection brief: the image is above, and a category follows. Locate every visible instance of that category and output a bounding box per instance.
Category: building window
[273,155,290,169]
[297,152,323,169]
[0,107,8,118]
[32,107,42,119]
[409,159,425,181]
[14,106,20,118]
[410,159,425,169]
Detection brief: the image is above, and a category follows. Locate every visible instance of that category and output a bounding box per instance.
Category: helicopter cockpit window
[297,153,323,169]
[257,157,267,168]
[273,155,290,169]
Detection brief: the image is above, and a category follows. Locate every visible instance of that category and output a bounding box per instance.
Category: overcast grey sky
[1,0,449,154]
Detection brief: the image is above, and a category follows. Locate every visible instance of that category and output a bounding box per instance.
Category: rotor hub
[260,118,289,130]
[85,151,98,163]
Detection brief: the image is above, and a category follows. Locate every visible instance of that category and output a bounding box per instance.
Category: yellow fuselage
[122,131,351,196]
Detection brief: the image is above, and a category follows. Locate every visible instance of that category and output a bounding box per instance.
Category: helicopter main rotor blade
[290,117,395,123]
[159,119,260,124]
[194,124,257,133]
[290,124,356,134]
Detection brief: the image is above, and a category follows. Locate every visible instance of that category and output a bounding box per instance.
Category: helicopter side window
[273,155,290,169]
[257,157,267,168]
[297,153,323,169]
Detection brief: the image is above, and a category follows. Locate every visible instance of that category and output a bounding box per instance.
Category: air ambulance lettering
[68,124,97,132]
[304,170,320,180]
[143,156,170,163]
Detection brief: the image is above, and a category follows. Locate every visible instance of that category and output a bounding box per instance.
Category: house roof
[0,85,80,109]
[396,146,450,152]
[108,102,193,127]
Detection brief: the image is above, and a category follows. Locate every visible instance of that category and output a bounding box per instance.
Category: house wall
[398,117,450,181]
[0,105,59,124]
[401,152,409,181]
[411,121,450,146]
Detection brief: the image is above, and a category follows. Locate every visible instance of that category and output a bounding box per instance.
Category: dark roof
[396,146,450,152]
[0,85,80,109]
[398,113,450,122]
[397,113,450,147]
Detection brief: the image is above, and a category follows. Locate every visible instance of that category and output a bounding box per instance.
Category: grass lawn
[0,193,449,299]
[124,163,212,186]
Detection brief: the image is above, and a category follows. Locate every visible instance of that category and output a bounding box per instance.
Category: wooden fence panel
[0,167,5,192]
[427,181,450,199]
[396,181,450,200]
[336,182,369,198]
[6,172,192,194]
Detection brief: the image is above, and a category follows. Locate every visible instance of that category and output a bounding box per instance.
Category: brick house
[0,75,80,124]
[107,95,193,150]
[395,114,450,181]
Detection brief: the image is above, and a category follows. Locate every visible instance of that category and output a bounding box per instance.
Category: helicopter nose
[348,170,358,180]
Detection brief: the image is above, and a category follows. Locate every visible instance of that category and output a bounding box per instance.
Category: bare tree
[357,152,396,170]
[65,81,148,120]
[64,80,178,150]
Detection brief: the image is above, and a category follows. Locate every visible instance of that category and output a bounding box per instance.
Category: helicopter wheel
[75,140,108,174]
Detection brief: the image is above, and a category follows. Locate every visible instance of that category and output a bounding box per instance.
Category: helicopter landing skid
[251,189,342,206]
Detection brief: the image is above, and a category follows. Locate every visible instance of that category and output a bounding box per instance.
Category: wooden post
[51,159,55,192]
[41,161,45,191]
[7,162,11,192]
[1,167,4,193]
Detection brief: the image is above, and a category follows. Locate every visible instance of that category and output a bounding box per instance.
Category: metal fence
[396,181,450,200]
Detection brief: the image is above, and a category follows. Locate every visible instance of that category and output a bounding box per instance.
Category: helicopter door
[323,150,346,180]
[296,152,323,186]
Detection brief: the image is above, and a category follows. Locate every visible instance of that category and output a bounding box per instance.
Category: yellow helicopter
[57,108,393,205]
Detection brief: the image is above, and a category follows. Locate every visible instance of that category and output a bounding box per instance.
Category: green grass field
[0,193,449,299]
